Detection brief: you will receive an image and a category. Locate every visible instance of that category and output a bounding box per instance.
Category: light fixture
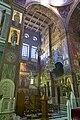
[46,57,55,72]
[29,71,34,85]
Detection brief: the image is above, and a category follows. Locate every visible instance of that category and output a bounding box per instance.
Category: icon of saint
[14,12,20,27]
[11,30,18,46]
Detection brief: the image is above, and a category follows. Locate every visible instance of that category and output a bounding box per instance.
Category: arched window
[22,43,29,59]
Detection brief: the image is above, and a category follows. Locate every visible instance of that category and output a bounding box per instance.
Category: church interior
[0,0,80,120]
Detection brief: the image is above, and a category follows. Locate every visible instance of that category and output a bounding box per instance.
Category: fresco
[8,27,20,46]
[12,10,22,28]
[1,64,16,82]
[14,0,26,5]
[69,34,79,68]
[61,39,68,60]
[53,42,63,64]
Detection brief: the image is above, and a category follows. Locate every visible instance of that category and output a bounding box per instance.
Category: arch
[55,59,63,65]
[66,0,80,27]
[24,1,66,46]
[53,62,64,77]
[25,1,63,23]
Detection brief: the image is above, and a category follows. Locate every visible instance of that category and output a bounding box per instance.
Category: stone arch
[25,1,61,18]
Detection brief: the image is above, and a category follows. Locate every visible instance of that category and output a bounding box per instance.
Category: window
[22,43,29,58]
[31,46,38,60]
[33,36,37,41]
[0,10,3,25]
[0,9,6,35]
[24,33,29,38]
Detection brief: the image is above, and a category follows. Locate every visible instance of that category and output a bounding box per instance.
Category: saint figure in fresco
[14,12,20,27]
[11,30,18,46]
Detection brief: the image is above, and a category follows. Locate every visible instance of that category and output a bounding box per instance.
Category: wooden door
[16,90,25,117]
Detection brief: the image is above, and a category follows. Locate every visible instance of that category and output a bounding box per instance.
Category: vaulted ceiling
[24,4,55,35]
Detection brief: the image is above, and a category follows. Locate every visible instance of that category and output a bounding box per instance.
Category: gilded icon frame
[8,27,20,45]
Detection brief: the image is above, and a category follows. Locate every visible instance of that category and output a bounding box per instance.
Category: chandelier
[46,57,55,72]
[36,45,44,56]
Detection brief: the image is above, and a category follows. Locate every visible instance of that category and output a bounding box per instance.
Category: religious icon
[11,30,18,46]
[12,10,22,28]
[20,63,27,72]
[13,12,20,27]
[8,27,20,45]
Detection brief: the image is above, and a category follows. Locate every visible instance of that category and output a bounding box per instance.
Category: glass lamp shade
[30,77,34,84]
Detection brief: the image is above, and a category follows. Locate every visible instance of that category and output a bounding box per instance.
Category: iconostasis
[19,62,30,88]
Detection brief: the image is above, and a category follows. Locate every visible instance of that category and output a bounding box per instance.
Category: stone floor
[21,111,67,120]
[21,117,67,120]
[21,104,67,120]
